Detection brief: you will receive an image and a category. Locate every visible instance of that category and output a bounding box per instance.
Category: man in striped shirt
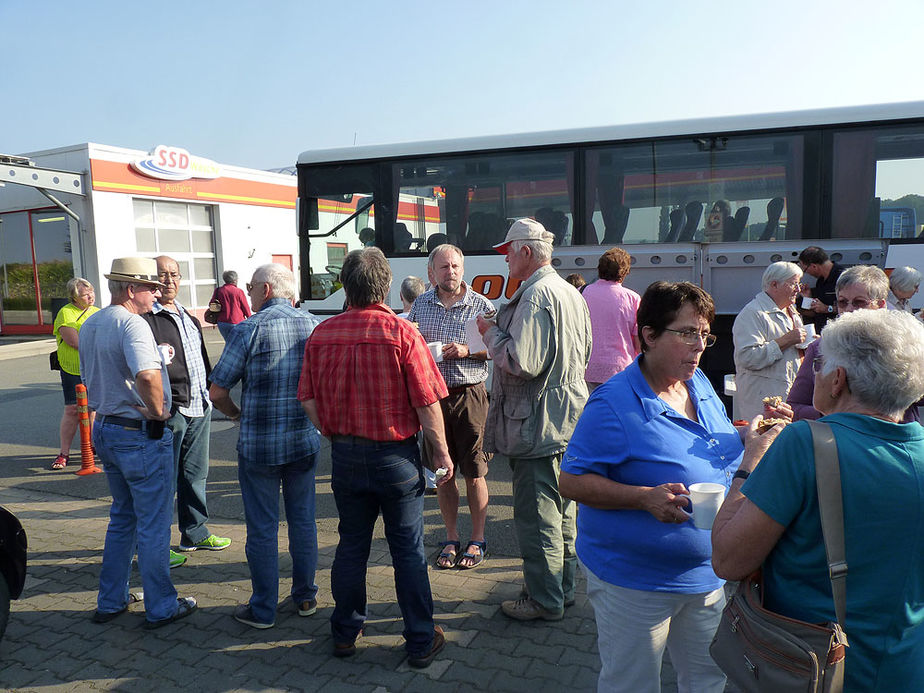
[298,247,453,669]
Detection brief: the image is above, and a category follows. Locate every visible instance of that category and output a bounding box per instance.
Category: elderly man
[209,264,320,629]
[476,218,592,622]
[143,256,230,570]
[409,244,495,570]
[732,261,806,420]
[80,257,196,628]
[298,247,453,668]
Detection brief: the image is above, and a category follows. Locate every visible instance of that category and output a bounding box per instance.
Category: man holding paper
[409,243,495,570]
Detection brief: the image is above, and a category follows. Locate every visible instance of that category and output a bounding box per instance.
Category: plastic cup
[803,323,816,342]
[688,482,726,530]
[801,296,814,310]
[427,341,443,363]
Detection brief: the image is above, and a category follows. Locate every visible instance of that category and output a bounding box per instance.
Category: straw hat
[104,257,166,288]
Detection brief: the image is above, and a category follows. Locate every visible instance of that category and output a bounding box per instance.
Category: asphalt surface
[0,330,692,692]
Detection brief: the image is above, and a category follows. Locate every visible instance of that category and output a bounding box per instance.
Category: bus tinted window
[831,125,924,239]
[395,150,574,253]
[586,133,804,243]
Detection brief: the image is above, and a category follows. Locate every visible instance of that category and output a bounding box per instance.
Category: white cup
[427,341,443,363]
[803,323,816,343]
[158,343,174,365]
[687,482,726,530]
[801,296,814,310]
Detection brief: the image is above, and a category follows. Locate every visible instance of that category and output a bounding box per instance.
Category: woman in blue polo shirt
[561,281,743,693]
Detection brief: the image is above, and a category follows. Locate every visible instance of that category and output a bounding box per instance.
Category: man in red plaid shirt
[298,247,453,669]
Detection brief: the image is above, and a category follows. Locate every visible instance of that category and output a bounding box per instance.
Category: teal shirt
[743,414,924,691]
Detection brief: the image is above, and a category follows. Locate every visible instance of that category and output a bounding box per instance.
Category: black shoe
[333,629,363,658]
[407,625,445,669]
[92,592,143,623]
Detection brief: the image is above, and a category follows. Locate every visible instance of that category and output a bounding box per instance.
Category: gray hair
[835,265,889,302]
[108,279,132,296]
[400,276,426,304]
[341,247,392,307]
[511,238,552,263]
[761,261,802,291]
[821,309,924,419]
[427,243,464,269]
[67,277,94,302]
[223,270,238,284]
[252,263,296,300]
[890,266,921,294]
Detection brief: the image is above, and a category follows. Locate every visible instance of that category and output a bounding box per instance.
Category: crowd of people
[57,227,924,685]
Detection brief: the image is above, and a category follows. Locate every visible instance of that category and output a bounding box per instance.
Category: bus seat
[395,223,413,251]
[426,233,448,252]
[665,208,685,243]
[602,205,630,244]
[677,202,703,241]
[759,198,785,241]
[724,207,750,241]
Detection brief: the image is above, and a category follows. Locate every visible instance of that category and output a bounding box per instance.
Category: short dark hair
[340,247,392,307]
[798,246,828,266]
[637,281,715,351]
[598,247,632,282]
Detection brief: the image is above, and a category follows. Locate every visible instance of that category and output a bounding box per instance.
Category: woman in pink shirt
[581,247,641,392]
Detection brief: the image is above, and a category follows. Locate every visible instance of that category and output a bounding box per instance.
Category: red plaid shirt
[297,304,448,441]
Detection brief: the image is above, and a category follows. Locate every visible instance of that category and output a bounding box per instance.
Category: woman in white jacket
[732,262,806,420]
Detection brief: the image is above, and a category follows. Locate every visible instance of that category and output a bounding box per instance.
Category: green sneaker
[178,534,232,552]
[169,550,187,569]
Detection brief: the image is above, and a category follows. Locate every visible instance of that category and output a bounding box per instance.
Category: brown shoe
[501,597,563,622]
[407,625,445,668]
[333,629,362,658]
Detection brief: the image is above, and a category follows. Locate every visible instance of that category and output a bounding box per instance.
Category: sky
[4,0,924,180]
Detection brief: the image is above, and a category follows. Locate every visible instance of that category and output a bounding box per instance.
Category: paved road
[0,332,690,692]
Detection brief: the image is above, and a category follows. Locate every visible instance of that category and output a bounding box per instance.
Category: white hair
[835,265,889,301]
[821,309,924,419]
[761,261,802,291]
[511,238,552,263]
[253,263,296,300]
[890,266,921,294]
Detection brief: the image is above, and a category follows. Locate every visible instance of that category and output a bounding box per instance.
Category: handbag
[49,350,61,371]
[204,298,221,325]
[709,420,849,692]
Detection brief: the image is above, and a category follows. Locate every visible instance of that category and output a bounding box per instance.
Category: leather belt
[447,382,479,395]
[98,415,144,430]
[330,434,416,446]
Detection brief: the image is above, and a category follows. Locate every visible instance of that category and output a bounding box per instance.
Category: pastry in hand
[757,418,787,434]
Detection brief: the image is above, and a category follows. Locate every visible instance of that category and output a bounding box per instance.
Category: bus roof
[297,101,924,166]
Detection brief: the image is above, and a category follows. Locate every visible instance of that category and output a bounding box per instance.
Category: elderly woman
[560,281,744,693]
[732,261,806,420]
[888,265,921,312]
[51,278,100,469]
[713,308,924,691]
[581,247,640,392]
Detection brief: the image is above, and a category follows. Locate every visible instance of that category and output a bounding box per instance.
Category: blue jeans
[217,322,234,340]
[329,438,434,656]
[167,411,211,545]
[237,454,319,625]
[94,421,178,622]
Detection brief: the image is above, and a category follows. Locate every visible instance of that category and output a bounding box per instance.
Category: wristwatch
[827,304,834,313]
[732,469,751,481]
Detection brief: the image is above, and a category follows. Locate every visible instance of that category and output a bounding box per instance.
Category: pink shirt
[582,279,641,383]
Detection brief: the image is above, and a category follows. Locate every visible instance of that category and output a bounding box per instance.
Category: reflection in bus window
[395,151,574,253]
[832,126,924,240]
[586,134,803,243]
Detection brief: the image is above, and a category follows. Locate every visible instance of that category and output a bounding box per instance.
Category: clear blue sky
[3,0,924,171]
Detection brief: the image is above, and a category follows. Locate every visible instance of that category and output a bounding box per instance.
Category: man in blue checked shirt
[409,244,494,571]
[209,263,321,629]
[143,256,231,569]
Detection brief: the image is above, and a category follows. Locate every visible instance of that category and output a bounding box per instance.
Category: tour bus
[295,102,924,387]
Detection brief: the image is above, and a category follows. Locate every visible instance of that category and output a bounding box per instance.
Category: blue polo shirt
[562,357,742,593]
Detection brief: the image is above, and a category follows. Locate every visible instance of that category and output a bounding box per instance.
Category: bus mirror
[300,198,319,232]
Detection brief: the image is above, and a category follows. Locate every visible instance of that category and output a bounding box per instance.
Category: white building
[0,143,296,335]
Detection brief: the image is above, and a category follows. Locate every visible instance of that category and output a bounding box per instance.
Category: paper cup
[688,482,726,530]
[158,343,174,365]
[427,342,443,363]
[803,323,816,342]
[801,296,814,310]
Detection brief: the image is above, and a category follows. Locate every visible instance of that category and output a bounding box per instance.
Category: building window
[133,199,216,308]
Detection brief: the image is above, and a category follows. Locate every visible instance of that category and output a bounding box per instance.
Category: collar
[754,290,789,314]
[428,282,474,308]
[627,356,709,423]
[508,265,556,302]
[152,300,185,315]
[258,297,290,312]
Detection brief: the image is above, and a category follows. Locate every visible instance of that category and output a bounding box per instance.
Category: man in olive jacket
[476,218,592,622]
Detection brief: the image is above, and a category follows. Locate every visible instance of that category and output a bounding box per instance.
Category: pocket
[375,449,421,499]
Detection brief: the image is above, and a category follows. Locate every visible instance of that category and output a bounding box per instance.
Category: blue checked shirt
[209,298,321,465]
[408,283,494,388]
[152,301,210,418]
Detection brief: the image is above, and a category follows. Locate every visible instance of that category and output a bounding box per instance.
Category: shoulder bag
[709,420,849,692]
[204,298,221,325]
[50,306,89,371]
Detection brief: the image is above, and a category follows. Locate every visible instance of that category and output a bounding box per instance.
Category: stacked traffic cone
[74,384,101,475]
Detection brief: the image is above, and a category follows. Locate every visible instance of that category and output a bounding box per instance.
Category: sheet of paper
[465,318,488,356]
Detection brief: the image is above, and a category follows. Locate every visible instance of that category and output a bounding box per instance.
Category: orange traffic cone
[74,384,101,475]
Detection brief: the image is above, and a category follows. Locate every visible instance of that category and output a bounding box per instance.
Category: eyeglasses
[157,271,181,281]
[246,281,265,293]
[663,328,717,347]
[836,297,871,311]
[812,356,825,374]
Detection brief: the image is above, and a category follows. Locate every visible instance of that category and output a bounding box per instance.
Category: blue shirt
[743,414,924,691]
[562,357,742,593]
[209,298,320,465]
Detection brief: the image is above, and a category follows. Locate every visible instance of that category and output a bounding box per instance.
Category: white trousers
[583,564,727,693]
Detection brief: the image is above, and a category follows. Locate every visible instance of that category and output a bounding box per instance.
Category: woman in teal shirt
[713,308,924,691]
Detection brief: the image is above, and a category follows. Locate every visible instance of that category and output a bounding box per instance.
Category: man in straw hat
[476,218,592,621]
[79,257,197,628]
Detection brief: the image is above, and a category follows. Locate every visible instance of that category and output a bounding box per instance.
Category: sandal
[434,540,460,570]
[51,454,69,470]
[457,540,486,570]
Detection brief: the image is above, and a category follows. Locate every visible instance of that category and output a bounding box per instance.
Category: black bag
[49,350,61,371]
[204,299,221,324]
